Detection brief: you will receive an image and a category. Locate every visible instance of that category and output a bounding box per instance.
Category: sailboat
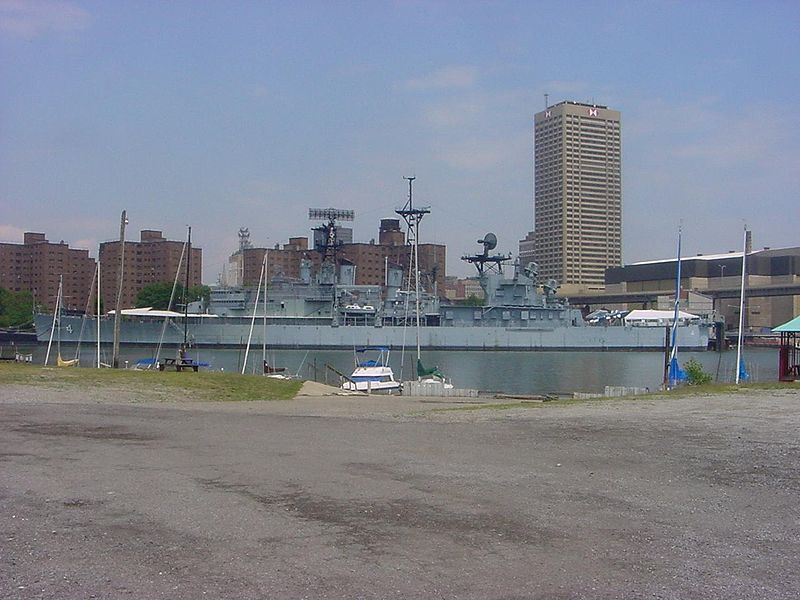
[73,261,107,367]
[667,227,687,388]
[153,226,207,372]
[735,227,750,384]
[44,275,79,367]
[396,177,452,391]
[242,249,289,378]
[152,228,190,369]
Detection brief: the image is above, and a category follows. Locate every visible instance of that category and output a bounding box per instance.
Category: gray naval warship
[34,233,710,351]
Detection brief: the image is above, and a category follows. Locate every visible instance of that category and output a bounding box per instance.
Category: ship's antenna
[403,175,415,209]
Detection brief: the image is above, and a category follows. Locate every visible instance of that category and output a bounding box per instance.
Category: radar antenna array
[461,232,511,277]
[308,207,355,263]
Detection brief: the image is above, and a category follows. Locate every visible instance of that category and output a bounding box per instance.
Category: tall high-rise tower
[531,100,622,290]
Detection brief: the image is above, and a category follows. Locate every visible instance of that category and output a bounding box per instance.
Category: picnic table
[158,358,199,372]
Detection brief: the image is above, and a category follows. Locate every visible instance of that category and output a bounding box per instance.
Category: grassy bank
[0,362,302,402]
[427,381,798,414]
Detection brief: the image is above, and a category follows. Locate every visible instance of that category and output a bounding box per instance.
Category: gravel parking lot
[2,385,799,599]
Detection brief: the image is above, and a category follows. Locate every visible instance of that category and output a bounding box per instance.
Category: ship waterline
[22,344,775,396]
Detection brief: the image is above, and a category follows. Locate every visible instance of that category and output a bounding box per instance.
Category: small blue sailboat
[735,227,749,384]
[667,227,688,389]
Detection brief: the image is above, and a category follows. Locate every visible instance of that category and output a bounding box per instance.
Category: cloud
[404,65,478,90]
[422,97,487,127]
[0,0,90,38]
[0,224,26,243]
[626,98,800,176]
[622,97,800,261]
[73,238,96,253]
[432,136,524,170]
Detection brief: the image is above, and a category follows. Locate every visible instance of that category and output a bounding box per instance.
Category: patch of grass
[426,382,799,413]
[0,363,302,401]
[648,381,796,399]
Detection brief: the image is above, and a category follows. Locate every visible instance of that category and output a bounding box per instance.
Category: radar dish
[480,233,497,251]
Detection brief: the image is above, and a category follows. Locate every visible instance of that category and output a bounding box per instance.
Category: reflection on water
[24,343,780,395]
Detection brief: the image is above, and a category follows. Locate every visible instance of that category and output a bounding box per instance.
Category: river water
[26,343,781,395]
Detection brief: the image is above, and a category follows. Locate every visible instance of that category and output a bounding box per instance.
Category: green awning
[773,315,800,333]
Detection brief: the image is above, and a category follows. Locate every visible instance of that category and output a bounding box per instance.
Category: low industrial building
[600,244,800,331]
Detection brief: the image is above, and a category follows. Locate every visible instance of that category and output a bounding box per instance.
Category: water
[21,343,780,395]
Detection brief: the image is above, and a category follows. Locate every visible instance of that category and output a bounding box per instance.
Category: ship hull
[34,314,709,351]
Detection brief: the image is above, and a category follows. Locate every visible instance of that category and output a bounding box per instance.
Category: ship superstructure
[35,233,709,351]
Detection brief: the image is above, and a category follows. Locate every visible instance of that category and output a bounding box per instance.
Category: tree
[455,294,484,307]
[135,282,176,309]
[683,358,713,386]
[189,285,211,305]
[0,287,33,328]
[135,282,211,310]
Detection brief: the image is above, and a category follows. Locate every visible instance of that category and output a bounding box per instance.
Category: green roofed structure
[773,316,800,381]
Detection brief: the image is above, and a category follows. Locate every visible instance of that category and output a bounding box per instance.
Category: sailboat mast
[670,226,682,361]
[44,275,63,366]
[183,226,191,347]
[112,209,127,368]
[262,250,269,367]
[242,249,267,375]
[96,261,101,368]
[735,227,747,384]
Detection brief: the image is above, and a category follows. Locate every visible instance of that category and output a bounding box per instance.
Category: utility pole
[112,210,128,368]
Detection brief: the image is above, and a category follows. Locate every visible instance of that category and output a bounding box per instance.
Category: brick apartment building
[0,232,95,312]
[99,230,202,310]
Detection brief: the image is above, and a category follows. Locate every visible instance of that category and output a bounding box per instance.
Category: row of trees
[0,288,33,328]
[135,283,211,310]
[0,283,211,329]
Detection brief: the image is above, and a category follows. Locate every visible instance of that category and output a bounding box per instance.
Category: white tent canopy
[107,307,218,318]
[624,309,701,326]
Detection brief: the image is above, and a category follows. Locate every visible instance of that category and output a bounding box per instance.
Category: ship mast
[396,176,430,368]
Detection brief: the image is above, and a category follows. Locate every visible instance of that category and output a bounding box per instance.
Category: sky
[1,1,799,283]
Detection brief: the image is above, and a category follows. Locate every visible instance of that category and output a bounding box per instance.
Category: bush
[683,358,712,385]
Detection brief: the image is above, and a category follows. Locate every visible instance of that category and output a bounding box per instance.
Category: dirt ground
[1,384,799,599]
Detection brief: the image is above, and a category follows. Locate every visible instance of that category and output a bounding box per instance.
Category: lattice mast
[308,208,355,268]
[395,177,430,363]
